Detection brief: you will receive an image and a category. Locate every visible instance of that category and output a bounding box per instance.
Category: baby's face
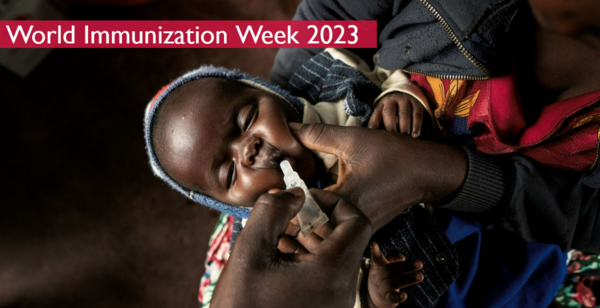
[155,78,316,207]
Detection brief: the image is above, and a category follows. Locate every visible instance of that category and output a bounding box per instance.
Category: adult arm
[291,123,600,253]
[211,187,372,308]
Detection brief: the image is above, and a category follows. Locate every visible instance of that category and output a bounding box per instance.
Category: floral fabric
[198,213,233,308]
[555,251,600,307]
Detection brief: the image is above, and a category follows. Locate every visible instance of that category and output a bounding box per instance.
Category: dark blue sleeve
[437,211,567,308]
[269,0,409,88]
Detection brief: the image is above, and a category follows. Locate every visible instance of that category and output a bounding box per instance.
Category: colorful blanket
[556,251,600,307]
[198,214,233,308]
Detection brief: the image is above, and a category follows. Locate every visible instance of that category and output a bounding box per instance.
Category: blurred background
[0,0,300,307]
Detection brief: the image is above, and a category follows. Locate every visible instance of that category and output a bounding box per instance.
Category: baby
[144,49,432,308]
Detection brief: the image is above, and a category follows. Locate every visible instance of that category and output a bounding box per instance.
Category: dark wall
[0,0,300,307]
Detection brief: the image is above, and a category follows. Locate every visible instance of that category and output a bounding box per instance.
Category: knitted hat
[144,65,305,218]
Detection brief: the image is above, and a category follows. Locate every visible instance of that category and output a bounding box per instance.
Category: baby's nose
[241,136,261,166]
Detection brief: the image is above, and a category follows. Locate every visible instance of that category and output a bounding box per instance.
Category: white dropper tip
[280,160,293,176]
[280,160,299,188]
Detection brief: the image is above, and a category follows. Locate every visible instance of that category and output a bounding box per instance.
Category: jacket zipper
[402,0,492,81]
[410,0,600,171]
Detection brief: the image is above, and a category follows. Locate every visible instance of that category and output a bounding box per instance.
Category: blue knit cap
[144,65,306,218]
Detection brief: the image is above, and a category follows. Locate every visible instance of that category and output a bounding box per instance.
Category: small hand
[368,92,424,138]
[367,242,423,308]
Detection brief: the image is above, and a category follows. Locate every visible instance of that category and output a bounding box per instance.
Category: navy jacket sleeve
[269,0,406,88]
[440,148,600,253]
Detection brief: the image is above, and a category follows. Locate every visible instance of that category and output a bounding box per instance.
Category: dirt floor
[0,0,299,307]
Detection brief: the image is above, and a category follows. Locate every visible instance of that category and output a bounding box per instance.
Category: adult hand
[211,188,372,308]
[290,123,468,231]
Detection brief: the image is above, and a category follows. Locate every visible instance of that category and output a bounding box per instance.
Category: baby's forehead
[157,78,247,125]
[157,78,241,137]
[166,77,243,105]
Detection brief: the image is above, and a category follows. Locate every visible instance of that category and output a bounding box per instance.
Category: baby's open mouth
[260,141,284,168]
[256,141,296,170]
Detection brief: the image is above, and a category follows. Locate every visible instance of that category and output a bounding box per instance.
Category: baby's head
[144,66,317,218]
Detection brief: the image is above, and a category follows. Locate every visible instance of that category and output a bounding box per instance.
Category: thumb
[289,122,359,159]
[370,241,389,267]
[240,188,305,256]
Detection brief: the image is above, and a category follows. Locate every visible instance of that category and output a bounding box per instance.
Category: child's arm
[361,242,424,308]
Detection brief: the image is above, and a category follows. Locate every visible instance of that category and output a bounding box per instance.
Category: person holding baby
[143,0,600,306]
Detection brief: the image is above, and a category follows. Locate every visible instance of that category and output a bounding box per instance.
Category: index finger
[289,122,361,159]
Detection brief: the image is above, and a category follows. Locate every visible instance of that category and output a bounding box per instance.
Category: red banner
[0,20,377,48]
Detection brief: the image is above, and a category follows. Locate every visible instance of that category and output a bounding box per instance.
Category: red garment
[410,74,600,171]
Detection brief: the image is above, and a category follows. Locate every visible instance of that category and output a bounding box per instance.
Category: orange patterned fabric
[411,73,600,171]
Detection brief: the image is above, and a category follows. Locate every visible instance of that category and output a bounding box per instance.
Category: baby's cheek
[297,150,317,182]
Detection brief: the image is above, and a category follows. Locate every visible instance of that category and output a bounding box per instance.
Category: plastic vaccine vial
[280,160,329,237]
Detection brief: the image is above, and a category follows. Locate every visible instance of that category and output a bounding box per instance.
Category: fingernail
[400,292,407,300]
[412,131,420,138]
[413,272,424,281]
[289,122,302,131]
[414,261,422,269]
[267,188,281,194]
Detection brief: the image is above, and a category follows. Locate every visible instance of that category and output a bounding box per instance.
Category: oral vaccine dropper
[280,160,329,237]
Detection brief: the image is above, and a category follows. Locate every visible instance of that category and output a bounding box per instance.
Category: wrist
[435,147,508,213]
[418,143,468,204]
